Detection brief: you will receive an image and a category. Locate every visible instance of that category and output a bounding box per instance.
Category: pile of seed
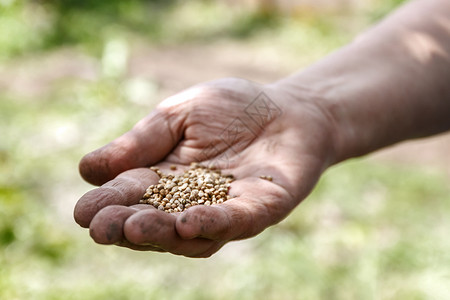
[140,162,235,213]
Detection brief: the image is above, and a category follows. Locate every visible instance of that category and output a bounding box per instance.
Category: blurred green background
[1,0,450,299]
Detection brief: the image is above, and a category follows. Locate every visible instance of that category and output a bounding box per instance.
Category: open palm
[74,78,335,257]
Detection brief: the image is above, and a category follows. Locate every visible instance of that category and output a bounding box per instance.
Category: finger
[175,178,293,241]
[89,205,138,244]
[123,209,217,257]
[79,109,183,186]
[89,204,157,245]
[74,168,159,228]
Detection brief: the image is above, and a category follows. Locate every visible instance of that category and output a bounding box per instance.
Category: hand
[74,77,336,257]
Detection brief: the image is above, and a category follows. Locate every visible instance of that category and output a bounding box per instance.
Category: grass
[1,160,449,300]
[2,0,447,299]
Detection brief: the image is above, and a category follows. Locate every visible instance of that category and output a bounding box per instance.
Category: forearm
[273,0,450,163]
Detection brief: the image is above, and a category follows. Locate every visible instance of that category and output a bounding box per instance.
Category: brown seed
[170,165,177,171]
[260,175,273,181]
[141,163,235,213]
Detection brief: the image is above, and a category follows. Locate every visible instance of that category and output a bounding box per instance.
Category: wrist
[269,0,450,166]
[264,79,342,169]
[269,34,418,164]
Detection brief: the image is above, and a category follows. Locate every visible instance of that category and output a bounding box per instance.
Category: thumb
[79,109,182,185]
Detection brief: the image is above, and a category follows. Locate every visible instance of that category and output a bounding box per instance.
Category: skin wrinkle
[170,105,230,157]
[231,122,260,150]
[181,114,247,166]
[114,174,145,189]
[187,122,225,147]
[106,175,145,188]
[186,107,230,131]
[95,187,124,208]
[100,184,137,206]
[163,109,183,153]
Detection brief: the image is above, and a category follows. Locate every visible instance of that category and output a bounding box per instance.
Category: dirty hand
[74,77,336,257]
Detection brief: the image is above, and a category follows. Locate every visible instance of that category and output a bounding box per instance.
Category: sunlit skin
[74,0,450,257]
